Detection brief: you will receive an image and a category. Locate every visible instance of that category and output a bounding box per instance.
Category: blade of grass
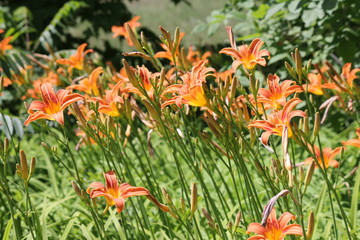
[2,218,13,240]
[349,167,360,230]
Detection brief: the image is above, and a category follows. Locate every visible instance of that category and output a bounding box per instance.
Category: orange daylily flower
[67,67,103,96]
[341,63,360,88]
[186,46,211,66]
[0,36,13,54]
[111,16,141,46]
[161,60,214,108]
[303,73,329,95]
[22,70,64,100]
[219,38,270,70]
[127,65,160,100]
[56,43,93,73]
[24,83,84,125]
[91,81,127,117]
[248,98,306,145]
[87,170,170,214]
[342,128,360,148]
[304,145,342,168]
[258,74,303,109]
[246,208,302,240]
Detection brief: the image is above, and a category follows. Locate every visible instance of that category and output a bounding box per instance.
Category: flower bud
[306,211,314,239]
[125,23,143,52]
[180,197,186,213]
[312,112,320,137]
[202,208,215,228]
[72,181,84,200]
[234,211,241,230]
[3,138,9,153]
[299,166,305,183]
[29,157,36,177]
[190,182,197,214]
[19,150,29,181]
[295,48,302,80]
[285,61,296,79]
[41,142,50,150]
[305,160,315,186]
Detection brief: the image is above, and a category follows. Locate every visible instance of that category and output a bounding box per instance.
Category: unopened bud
[227,221,233,231]
[202,208,215,228]
[190,182,197,214]
[180,197,186,212]
[19,150,29,181]
[0,77,4,92]
[228,76,238,106]
[125,23,143,52]
[306,59,312,73]
[51,146,57,153]
[299,166,305,183]
[125,125,131,137]
[72,181,84,200]
[3,138,9,153]
[303,113,310,136]
[29,157,36,177]
[16,164,22,177]
[173,27,180,50]
[41,142,50,150]
[306,211,315,239]
[162,187,173,205]
[305,161,315,186]
[295,48,302,80]
[234,211,241,229]
[285,61,296,79]
[312,112,320,137]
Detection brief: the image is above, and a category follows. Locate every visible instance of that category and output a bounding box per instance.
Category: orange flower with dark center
[67,67,103,96]
[342,128,360,148]
[248,98,306,145]
[56,43,93,73]
[304,145,342,168]
[111,16,141,46]
[258,74,303,109]
[246,208,302,240]
[219,38,270,70]
[87,170,170,214]
[24,83,84,125]
[161,60,214,108]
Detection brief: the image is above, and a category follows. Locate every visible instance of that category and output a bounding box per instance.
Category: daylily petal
[114,198,126,213]
[247,223,266,235]
[282,224,303,235]
[278,212,296,229]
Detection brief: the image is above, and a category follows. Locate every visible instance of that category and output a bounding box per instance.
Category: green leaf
[322,0,338,11]
[264,2,286,20]
[59,214,78,240]
[267,52,290,65]
[349,167,360,230]
[12,117,24,139]
[252,4,269,19]
[301,9,318,27]
[2,218,13,240]
[33,1,88,51]
[236,33,262,41]
[0,114,13,139]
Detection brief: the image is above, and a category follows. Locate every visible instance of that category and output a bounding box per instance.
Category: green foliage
[195,0,360,66]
